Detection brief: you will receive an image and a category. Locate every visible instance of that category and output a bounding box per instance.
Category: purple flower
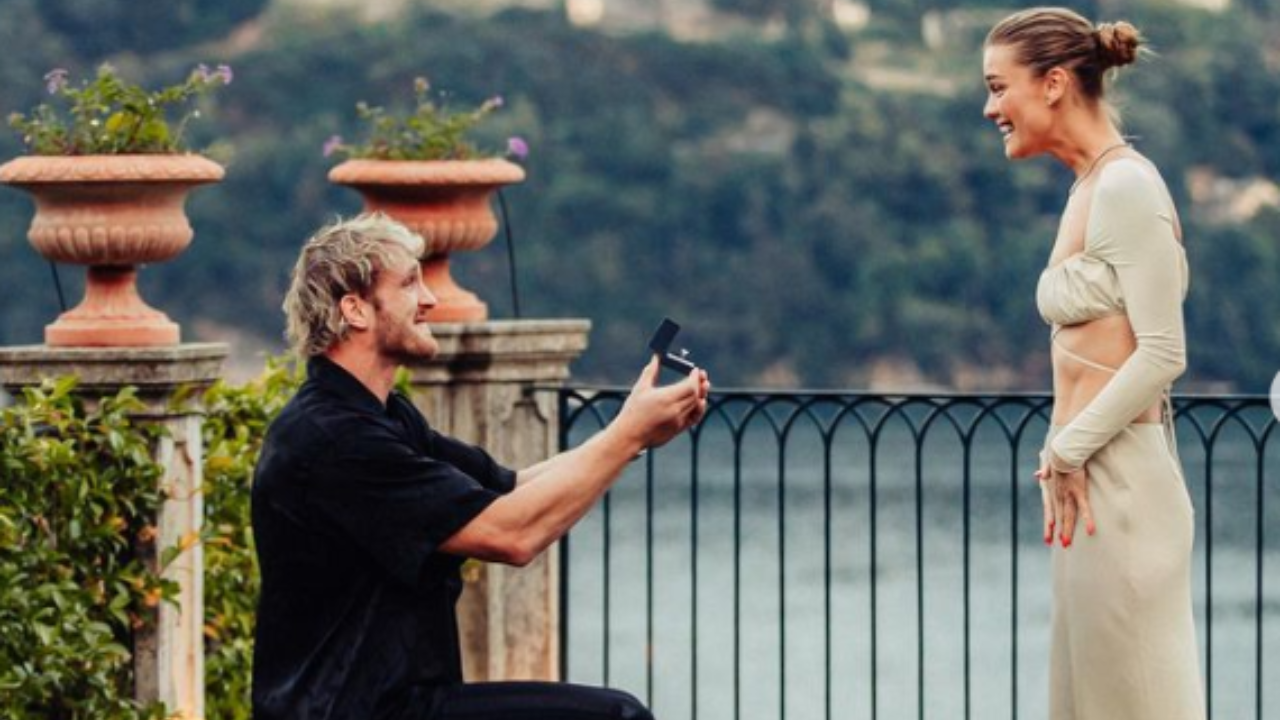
[193,64,231,84]
[322,134,344,158]
[506,136,529,160]
[44,68,68,94]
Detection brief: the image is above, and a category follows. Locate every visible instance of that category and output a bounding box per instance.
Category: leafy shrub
[0,378,172,720]
[200,359,301,720]
[2,359,372,720]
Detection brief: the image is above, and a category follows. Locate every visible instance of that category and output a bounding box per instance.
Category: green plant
[323,76,528,161]
[7,62,232,155]
[0,378,174,720]
[201,359,302,720]
[1,358,484,719]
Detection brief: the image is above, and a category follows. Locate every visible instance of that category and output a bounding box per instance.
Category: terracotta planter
[0,154,224,346]
[329,158,525,323]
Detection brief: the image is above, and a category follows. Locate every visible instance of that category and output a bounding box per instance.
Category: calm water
[561,402,1280,720]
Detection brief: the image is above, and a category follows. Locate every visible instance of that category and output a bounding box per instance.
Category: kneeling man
[252,214,709,720]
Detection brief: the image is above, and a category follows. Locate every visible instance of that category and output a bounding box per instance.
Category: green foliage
[8,63,232,155]
[3,2,1280,391]
[0,379,172,720]
[327,76,521,161]
[200,359,301,720]
[34,0,270,58]
[0,359,302,720]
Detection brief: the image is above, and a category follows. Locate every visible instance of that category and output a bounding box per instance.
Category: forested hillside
[1,0,1277,390]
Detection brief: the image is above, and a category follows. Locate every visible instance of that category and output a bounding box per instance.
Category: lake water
[560,399,1280,720]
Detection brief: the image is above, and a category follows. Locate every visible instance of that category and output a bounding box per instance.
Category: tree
[35,0,269,58]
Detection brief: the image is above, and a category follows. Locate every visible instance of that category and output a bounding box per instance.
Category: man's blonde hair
[283,213,426,357]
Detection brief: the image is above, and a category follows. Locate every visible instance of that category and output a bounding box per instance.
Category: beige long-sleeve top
[1035,159,1189,471]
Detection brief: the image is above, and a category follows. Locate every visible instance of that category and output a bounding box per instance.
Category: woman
[983,8,1203,719]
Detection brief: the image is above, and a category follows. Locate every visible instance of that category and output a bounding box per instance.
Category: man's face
[369,253,439,363]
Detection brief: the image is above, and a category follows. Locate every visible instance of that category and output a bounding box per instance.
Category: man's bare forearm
[440,423,644,564]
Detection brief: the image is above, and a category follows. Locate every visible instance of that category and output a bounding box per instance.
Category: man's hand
[444,357,709,566]
[613,356,710,450]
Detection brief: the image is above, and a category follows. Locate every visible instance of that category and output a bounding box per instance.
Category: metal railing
[556,389,1277,720]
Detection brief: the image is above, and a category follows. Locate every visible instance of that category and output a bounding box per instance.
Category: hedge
[0,360,303,720]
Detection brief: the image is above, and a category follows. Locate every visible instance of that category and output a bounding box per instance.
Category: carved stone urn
[328,158,525,323]
[0,154,224,346]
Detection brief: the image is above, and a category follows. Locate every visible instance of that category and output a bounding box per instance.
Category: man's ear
[339,294,371,330]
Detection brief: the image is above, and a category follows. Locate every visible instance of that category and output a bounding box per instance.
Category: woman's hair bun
[1095,21,1142,68]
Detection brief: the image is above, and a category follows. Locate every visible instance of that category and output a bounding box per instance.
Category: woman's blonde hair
[283,213,426,357]
[986,7,1144,100]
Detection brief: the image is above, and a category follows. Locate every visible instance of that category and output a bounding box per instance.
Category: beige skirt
[1046,423,1205,720]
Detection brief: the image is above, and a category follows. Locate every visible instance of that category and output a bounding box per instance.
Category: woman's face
[983,43,1054,160]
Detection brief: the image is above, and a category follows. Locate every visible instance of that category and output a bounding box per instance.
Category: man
[252,213,709,720]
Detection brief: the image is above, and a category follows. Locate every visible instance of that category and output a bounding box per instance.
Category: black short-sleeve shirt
[251,357,516,720]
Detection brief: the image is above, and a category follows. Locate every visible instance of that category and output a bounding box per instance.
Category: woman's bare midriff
[1051,313,1162,426]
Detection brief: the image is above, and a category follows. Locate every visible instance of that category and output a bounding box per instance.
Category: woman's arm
[1049,160,1186,471]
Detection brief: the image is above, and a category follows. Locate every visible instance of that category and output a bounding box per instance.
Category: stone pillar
[0,343,227,720]
[405,319,590,682]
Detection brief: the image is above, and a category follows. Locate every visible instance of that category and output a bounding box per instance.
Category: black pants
[432,682,653,720]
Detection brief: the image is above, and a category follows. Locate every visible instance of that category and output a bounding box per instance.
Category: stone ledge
[410,319,591,384]
[0,343,229,410]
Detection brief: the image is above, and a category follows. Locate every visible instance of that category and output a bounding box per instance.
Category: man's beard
[374,308,438,364]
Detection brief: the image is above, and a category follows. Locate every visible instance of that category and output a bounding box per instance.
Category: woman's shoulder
[1092,155,1172,216]
[1086,154,1182,255]
[1095,155,1166,195]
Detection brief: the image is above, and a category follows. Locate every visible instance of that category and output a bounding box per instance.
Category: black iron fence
[556,389,1278,720]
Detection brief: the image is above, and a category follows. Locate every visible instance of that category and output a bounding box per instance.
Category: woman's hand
[1034,456,1057,545]
[1035,454,1097,548]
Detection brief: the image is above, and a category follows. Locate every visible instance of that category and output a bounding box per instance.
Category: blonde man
[252,213,709,720]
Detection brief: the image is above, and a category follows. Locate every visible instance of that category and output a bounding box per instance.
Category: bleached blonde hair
[283,213,426,357]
